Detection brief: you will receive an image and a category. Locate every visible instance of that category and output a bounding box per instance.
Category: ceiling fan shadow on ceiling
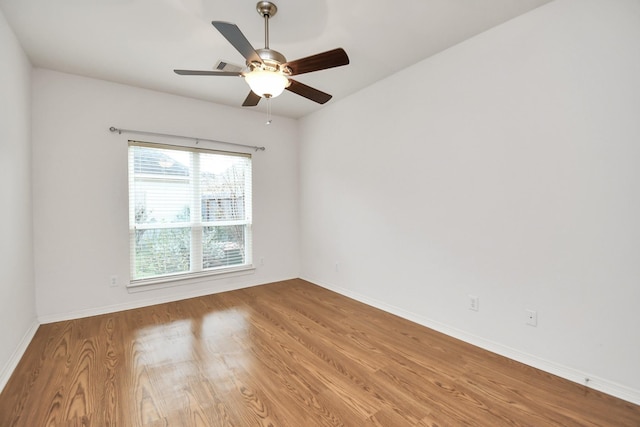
[174,1,350,107]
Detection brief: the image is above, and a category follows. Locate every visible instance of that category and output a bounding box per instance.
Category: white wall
[0,9,37,391]
[299,0,640,403]
[32,69,300,321]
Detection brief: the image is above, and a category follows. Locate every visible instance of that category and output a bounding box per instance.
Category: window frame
[127,140,253,289]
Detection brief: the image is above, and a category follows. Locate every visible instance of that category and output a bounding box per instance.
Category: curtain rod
[109,126,266,152]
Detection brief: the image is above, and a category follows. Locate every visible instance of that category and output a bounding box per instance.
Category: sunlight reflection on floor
[132,307,252,405]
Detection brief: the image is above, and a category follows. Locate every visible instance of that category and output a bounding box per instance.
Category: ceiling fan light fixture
[244,69,288,98]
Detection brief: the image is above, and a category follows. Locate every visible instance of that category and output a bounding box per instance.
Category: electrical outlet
[335,261,340,272]
[469,295,479,311]
[110,275,118,287]
[526,309,537,326]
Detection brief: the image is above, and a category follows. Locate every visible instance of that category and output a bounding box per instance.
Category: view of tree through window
[128,142,251,282]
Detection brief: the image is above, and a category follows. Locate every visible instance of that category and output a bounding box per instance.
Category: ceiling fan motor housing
[251,48,290,74]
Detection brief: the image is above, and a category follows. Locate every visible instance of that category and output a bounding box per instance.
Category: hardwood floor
[1,279,639,426]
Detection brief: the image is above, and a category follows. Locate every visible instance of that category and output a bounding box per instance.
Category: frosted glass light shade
[244,69,288,98]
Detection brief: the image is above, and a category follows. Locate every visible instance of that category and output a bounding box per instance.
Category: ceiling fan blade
[174,69,241,76]
[284,48,349,76]
[242,91,261,107]
[212,21,262,65]
[286,79,332,104]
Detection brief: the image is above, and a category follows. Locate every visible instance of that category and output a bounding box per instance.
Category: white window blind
[128,141,252,284]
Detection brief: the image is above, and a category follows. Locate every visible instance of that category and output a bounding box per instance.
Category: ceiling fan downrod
[252,2,286,74]
[256,1,277,49]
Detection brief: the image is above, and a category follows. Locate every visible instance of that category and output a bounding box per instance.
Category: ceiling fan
[174,1,350,107]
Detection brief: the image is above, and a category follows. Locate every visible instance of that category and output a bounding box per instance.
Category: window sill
[127,265,256,293]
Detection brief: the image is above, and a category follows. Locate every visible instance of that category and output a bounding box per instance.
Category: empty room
[1,0,639,425]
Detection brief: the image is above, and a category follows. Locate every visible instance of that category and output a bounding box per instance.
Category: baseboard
[0,320,39,394]
[302,276,640,406]
[37,281,257,324]
[37,275,299,324]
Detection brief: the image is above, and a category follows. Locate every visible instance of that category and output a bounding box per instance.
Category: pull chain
[266,96,273,125]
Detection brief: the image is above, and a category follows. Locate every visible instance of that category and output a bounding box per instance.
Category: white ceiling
[0,0,551,119]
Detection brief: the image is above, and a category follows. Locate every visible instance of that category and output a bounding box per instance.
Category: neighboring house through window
[128,141,252,285]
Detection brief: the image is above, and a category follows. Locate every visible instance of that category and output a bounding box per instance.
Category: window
[128,141,252,285]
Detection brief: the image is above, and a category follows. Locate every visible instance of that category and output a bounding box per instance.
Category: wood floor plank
[1,279,639,426]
